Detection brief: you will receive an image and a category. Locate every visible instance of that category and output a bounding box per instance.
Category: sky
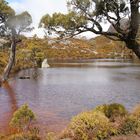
[7,0,68,38]
[8,0,67,26]
[7,0,109,38]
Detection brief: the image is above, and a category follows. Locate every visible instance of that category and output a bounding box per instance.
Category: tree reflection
[0,81,18,134]
[2,81,17,111]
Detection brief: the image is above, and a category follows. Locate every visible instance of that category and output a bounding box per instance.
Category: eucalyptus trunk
[125,0,140,59]
[125,41,140,59]
[2,30,16,81]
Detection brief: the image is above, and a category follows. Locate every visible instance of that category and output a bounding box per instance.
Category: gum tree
[0,0,32,82]
[40,0,140,59]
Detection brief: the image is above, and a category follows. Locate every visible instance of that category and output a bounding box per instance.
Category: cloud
[8,0,109,39]
[9,0,67,37]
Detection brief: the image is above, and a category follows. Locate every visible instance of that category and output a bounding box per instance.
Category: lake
[0,59,140,133]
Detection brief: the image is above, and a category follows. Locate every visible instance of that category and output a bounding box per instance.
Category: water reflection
[0,82,17,134]
[0,59,140,133]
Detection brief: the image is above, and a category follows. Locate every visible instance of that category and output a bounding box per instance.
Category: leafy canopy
[40,0,130,39]
[0,0,32,37]
[0,0,15,18]
[40,0,140,59]
[7,11,32,34]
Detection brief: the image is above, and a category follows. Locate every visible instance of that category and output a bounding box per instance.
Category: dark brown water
[0,59,140,133]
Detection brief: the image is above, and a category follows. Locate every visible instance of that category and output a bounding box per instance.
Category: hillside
[0,35,136,75]
[46,36,134,60]
[89,36,134,59]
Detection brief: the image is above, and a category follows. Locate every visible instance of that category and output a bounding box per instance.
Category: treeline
[0,35,135,76]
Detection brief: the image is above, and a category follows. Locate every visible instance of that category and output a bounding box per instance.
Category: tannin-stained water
[0,59,140,133]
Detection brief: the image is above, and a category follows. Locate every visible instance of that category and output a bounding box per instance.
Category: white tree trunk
[2,33,16,81]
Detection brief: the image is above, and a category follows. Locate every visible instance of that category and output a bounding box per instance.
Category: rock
[0,38,9,47]
[60,40,71,45]
[42,59,50,68]
[48,40,56,45]
[48,39,71,45]
[51,46,58,49]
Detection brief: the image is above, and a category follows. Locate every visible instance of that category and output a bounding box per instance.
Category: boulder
[42,59,50,68]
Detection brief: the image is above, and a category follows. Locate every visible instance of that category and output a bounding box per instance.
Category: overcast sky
[7,0,109,38]
[7,0,68,37]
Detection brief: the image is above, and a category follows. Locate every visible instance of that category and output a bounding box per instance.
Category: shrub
[10,104,35,132]
[67,111,116,140]
[0,134,5,140]
[94,103,127,121]
[118,115,140,135]
[45,132,56,140]
[132,104,140,117]
[7,133,40,140]
[59,128,71,140]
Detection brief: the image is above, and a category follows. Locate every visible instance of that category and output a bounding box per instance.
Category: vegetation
[40,0,140,59]
[0,104,40,140]
[1,103,140,139]
[118,115,139,135]
[10,104,35,132]
[89,36,134,59]
[0,35,134,77]
[0,0,32,82]
[6,132,40,140]
[0,0,140,140]
[61,104,140,140]
[65,111,115,140]
[94,103,127,121]
[0,0,139,80]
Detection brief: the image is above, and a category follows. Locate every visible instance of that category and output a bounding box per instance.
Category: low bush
[45,132,56,140]
[2,103,140,140]
[118,115,140,135]
[132,104,140,117]
[67,111,116,140]
[0,134,5,140]
[94,103,127,121]
[7,132,40,140]
[10,104,36,132]
[119,104,140,135]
